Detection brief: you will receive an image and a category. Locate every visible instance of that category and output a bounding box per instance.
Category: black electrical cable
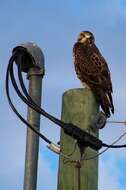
[10,55,39,113]
[6,51,126,152]
[10,52,65,129]
[102,143,126,148]
[17,55,126,150]
[17,53,65,128]
[6,53,51,144]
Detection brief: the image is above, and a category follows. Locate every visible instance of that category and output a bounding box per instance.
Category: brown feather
[73,38,114,117]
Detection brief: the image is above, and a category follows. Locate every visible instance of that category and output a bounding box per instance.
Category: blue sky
[1,0,126,189]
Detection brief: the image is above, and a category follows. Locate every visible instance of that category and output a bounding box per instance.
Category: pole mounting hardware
[91,111,107,130]
[12,42,45,76]
[63,123,103,151]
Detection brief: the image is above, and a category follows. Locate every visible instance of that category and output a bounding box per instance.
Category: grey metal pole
[23,67,43,190]
[12,42,45,190]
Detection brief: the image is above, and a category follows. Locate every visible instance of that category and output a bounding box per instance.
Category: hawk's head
[77,31,95,45]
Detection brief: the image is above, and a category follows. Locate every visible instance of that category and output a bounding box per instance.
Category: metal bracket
[63,123,103,151]
[27,67,44,79]
[12,42,45,75]
[90,111,107,130]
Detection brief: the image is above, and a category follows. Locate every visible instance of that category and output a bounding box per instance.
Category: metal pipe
[23,67,43,190]
[12,42,45,190]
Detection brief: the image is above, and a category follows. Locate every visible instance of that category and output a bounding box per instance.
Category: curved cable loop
[5,51,126,161]
[81,129,126,160]
[6,53,51,144]
[17,52,65,128]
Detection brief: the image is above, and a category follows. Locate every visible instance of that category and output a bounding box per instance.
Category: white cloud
[80,0,126,28]
[38,153,58,190]
[99,157,125,190]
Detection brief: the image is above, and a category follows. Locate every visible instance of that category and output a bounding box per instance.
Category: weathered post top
[12,42,45,74]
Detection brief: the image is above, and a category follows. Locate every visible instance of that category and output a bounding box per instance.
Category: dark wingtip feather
[108,93,114,114]
[98,91,114,118]
[111,107,114,114]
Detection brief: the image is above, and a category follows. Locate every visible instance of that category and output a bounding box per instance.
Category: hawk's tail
[99,91,114,118]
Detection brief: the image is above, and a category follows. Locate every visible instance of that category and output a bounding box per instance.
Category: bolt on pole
[13,42,45,190]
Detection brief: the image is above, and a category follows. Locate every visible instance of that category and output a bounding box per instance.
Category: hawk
[73,31,114,118]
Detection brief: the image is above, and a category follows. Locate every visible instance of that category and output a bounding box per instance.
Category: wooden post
[58,88,99,190]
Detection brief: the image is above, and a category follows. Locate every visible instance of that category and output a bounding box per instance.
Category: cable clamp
[27,67,45,79]
[90,111,107,129]
[47,143,61,154]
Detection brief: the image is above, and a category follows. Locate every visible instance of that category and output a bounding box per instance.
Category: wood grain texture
[58,88,99,190]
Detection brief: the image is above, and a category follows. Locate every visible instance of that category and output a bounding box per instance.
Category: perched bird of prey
[73,31,114,118]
